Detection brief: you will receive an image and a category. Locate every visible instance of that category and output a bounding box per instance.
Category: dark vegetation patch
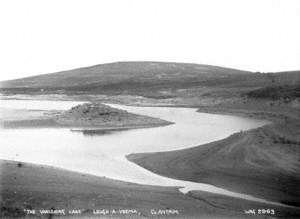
[273,136,300,145]
[246,85,300,101]
[0,206,26,218]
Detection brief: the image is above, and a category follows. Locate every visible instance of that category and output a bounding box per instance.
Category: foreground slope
[3,160,297,218]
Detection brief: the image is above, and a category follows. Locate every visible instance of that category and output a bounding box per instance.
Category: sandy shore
[128,125,300,202]
[1,159,299,218]
[127,100,300,216]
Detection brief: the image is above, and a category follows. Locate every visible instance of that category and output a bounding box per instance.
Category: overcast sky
[0,0,299,81]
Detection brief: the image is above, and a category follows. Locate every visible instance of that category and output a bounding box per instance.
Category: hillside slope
[0,62,250,89]
[1,62,299,100]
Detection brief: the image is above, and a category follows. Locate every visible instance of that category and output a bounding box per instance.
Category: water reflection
[73,128,131,136]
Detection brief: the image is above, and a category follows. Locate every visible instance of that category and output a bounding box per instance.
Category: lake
[1,99,284,206]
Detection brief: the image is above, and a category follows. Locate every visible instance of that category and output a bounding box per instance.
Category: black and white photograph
[0,0,299,218]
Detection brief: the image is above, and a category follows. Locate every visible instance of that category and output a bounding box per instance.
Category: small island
[0,102,173,130]
[55,103,173,129]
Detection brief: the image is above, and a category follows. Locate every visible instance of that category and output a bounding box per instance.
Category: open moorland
[1,61,299,218]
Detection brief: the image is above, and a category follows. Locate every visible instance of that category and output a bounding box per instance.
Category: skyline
[1,60,299,82]
[0,0,300,81]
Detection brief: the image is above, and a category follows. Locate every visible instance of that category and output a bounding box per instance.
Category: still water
[1,99,284,206]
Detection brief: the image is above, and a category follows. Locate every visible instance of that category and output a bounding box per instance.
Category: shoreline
[0,117,173,130]
[1,159,299,218]
[127,108,300,209]
[1,95,299,217]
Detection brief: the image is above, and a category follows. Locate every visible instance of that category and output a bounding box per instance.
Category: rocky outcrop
[55,103,172,128]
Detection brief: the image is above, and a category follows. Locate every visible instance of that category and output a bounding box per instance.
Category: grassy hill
[0,61,250,88]
[0,62,299,100]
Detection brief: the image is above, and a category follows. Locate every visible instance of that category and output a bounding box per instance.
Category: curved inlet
[1,99,293,208]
